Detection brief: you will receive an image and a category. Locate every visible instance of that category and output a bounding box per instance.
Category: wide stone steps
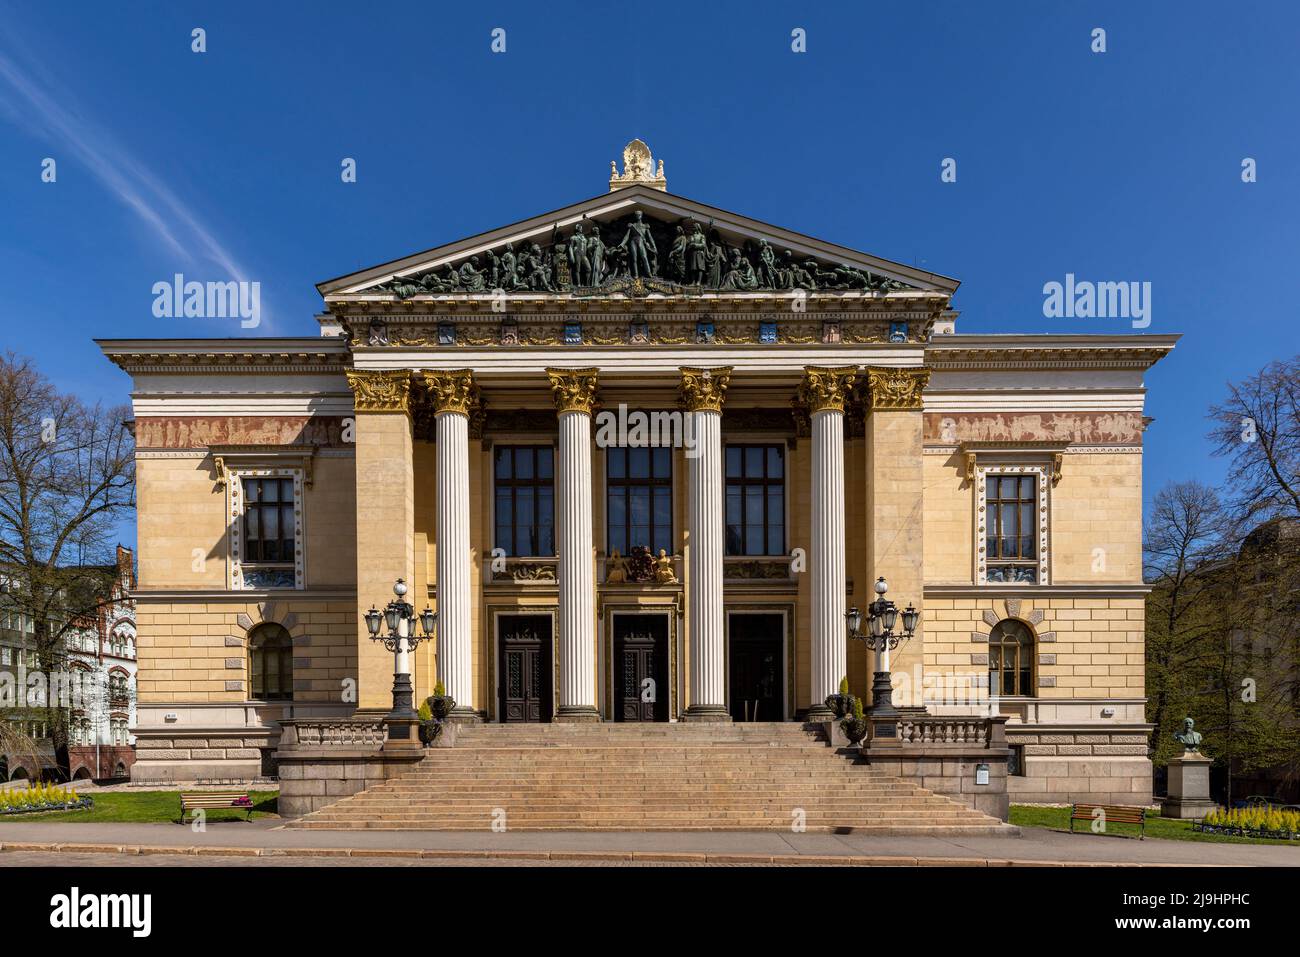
[286,723,1014,834]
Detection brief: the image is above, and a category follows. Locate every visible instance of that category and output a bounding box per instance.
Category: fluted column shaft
[810,408,847,714]
[548,368,600,721]
[800,366,855,719]
[425,369,479,720]
[686,409,727,718]
[435,409,473,715]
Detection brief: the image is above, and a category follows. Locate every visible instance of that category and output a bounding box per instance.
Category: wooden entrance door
[498,614,553,722]
[613,614,669,722]
[728,614,783,722]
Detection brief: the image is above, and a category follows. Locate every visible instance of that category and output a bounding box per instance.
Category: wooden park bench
[1069,802,1146,839]
[178,790,254,823]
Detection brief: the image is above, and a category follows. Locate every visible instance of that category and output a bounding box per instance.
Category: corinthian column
[547,368,601,722]
[680,367,732,722]
[425,370,478,720]
[800,366,857,720]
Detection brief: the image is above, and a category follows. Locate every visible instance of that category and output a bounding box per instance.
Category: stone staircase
[285,723,1016,833]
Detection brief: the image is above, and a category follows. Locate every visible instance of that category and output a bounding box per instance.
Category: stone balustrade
[894,715,1003,747]
[278,717,387,750]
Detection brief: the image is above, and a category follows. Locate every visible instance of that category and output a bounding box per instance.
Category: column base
[805,705,834,721]
[446,707,481,724]
[555,706,602,723]
[682,706,731,723]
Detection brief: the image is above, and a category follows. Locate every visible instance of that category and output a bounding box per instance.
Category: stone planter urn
[840,715,868,745]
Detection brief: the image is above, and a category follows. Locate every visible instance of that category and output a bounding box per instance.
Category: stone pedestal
[1161,751,1217,819]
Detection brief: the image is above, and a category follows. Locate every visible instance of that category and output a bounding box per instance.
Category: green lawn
[1011,804,1300,847]
[0,790,279,824]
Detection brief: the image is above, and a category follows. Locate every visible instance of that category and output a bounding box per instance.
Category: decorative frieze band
[679,367,732,413]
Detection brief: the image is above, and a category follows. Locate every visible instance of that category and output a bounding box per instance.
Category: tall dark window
[725,445,785,556]
[243,478,295,564]
[985,474,1038,583]
[494,446,555,556]
[989,619,1034,696]
[249,623,293,701]
[607,447,673,556]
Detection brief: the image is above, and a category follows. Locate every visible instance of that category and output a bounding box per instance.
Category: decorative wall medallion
[346,370,411,414]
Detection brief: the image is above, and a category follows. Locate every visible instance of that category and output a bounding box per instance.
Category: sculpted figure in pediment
[617,210,658,278]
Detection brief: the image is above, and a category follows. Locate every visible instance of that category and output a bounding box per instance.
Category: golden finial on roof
[609,138,667,192]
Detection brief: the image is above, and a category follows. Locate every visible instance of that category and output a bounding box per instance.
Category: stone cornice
[546,368,600,415]
[926,336,1177,372]
[863,366,930,411]
[346,370,411,414]
[679,367,732,413]
[923,583,1152,597]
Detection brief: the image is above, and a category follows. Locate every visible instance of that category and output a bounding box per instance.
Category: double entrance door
[497,614,553,723]
[728,613,783,722]
[613,614,669,722]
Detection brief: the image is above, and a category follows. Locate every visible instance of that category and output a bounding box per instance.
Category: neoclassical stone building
[100,142,1174,804]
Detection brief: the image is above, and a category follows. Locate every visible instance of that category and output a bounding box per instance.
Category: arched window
[249,623,293,701]
[989,619,1035,696]
[108,671,129,702]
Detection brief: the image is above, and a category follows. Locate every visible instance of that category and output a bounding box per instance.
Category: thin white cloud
[0,36,268,327]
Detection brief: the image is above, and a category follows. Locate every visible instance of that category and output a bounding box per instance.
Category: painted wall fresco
[922,412,1144,445]
[135,416,347,449]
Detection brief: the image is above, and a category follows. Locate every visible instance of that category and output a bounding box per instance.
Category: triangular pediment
[317,185,958,301]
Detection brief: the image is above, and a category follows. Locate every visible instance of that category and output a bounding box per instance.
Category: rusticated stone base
[857,715,1011,820]
[1006,725,1153,807]
[131,729,275,783]
[276,748,425,817]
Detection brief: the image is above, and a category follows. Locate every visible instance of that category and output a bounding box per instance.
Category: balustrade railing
[278,718,386,750]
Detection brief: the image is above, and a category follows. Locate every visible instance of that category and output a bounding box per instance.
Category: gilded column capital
[346,370,412,414]
[678,367,732,413]
[797,366,858,415]
[423,369,479,416]
[546,367,600,415]
[863,367,930,411]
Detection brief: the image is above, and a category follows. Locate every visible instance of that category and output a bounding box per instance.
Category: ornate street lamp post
[846,576,919,718]
[364,578,436,746]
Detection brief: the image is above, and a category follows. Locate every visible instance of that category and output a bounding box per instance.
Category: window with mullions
[494,446,556,557]
[249,623,293,701]
[985,474,1038,583]
[989,619,1035,696]
[607,447,673,556]
[725,445,785,556]
[243,478,295,564]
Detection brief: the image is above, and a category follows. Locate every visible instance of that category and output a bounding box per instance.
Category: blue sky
[2,1,1296,550]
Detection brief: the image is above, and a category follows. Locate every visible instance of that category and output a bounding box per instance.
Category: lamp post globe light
[846,576,918,718]
[365,578,436,746]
